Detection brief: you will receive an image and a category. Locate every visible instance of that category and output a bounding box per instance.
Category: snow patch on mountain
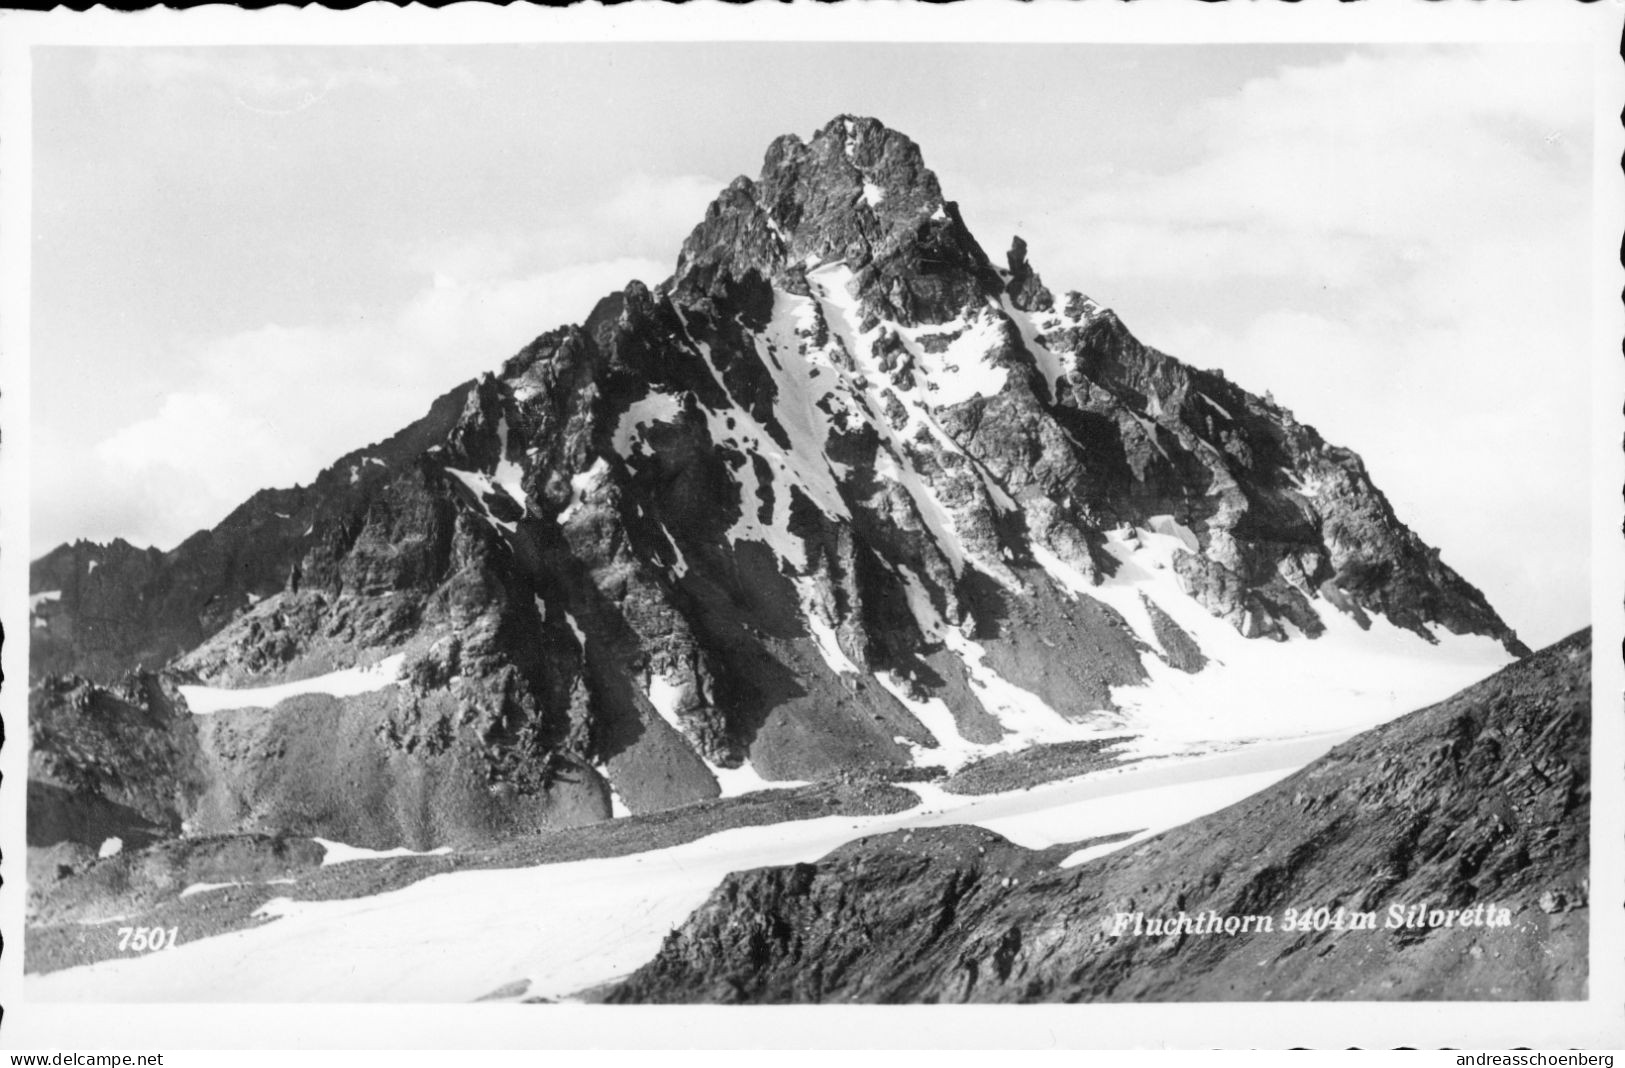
[563,612,588,652]
[888,563,1122,768]
[444,468,517,535]
[612,393,683,458]
[1031,539,1166,656]
[646,673,687,733]
[875,451,971,577]
[904,314,1009,408]
[1001,295,1067,404]
[177,655,407,715]
[943,628,1103,748]
[1147,515,1200,553]
[873,672,975,764]
[642,669,805,797]
[558,458,610,524]
[709,763,807,799]
[792,576,860,675]
[1199,392,1234,420]
[491,416,530,515]
[654,522,690,577]
[312,838,453,867]
[179,881,241,899]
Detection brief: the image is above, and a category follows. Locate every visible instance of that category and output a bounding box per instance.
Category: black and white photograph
[1,2,1620,1052]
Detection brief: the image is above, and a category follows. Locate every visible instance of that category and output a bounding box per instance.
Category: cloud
[40,160,731,554]
[396,173,723,283]
[42,45,1591,647]
[1034,46,1587,292]
[596,173,729,254]
[88,48,405,112]
[70,256,667,550]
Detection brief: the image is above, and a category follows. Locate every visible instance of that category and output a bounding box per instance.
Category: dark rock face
[609,629,1589,1003]
[28,833,327,927]
[30,115,1527,848]
[28,670,610,853]
[30,382,476,683]
[28,673,206,852]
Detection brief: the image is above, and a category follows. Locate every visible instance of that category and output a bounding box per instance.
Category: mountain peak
[673,116,1000,327]
[764,114,941,210]
[31,116,1527,851]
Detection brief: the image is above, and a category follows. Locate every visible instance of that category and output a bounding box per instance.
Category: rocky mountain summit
[610,628,1589,1003]
[30,116,1526,852]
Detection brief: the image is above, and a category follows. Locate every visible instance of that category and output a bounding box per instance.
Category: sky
[29,42,1594,648]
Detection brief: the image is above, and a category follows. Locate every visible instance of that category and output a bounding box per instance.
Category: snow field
[1078,525,1512,749]
[875,511,1507,772]
[26,731,1348,1003]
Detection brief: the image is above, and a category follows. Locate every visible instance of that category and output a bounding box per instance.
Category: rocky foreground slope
[30,116,1525,851]
[610,628,1590,1003]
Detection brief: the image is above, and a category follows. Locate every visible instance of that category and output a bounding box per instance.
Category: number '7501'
[117,926,179,952]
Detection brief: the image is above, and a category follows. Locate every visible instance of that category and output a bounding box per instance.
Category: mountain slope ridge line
[30,114,1523,852]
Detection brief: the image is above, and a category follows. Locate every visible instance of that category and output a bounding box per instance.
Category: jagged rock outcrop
[30,115,1527,847]
[610,629,1590,1003]
[28,672,206,853]
[30,383,476,683]
[27,668,610,852]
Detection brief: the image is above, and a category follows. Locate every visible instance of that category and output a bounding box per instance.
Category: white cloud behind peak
[38,256,668,552]
[1005,44,1591,647]
[87,48,406,113]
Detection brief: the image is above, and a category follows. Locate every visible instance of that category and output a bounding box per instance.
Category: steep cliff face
[28,672,206,852]
[29,382,476,684]
[28,666,611,853]
[30,116,1526,846]
[610,629,1589,1003]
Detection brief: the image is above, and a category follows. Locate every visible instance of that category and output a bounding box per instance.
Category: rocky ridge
[30,115,1527,850]
[609,628,1590,1003]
